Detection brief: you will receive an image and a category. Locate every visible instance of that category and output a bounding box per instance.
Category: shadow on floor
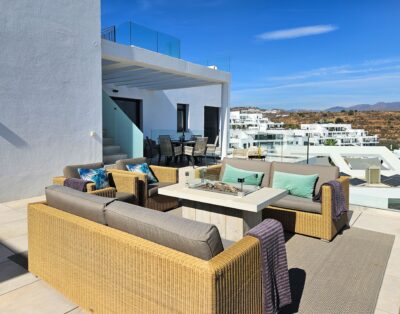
[280,268,307,314]
[0,240,29,284]
[8,251,28,269]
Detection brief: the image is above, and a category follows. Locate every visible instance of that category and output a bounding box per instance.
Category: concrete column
[220,82,231,159]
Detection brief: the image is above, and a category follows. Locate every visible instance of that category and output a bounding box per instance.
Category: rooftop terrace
[0,166,399,313]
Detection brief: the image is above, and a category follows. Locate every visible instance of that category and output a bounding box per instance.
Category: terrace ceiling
[101,40,230,91]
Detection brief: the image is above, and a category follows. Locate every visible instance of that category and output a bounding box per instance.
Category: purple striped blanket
[247,219,292,314]
[313,180,348,220]
[63,178,91,192]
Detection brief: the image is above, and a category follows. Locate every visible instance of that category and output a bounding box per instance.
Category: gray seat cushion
[271,194,322,214]
[115,192,136,204]
[270,162,339,195]
[63,162,104,179]
[115,158,147,171]
[45,185,116,224]
[148,182,175,197]
[220,158,272,187]
[105,201,224,260]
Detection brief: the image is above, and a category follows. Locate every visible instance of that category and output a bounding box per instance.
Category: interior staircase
[103,129,128,165]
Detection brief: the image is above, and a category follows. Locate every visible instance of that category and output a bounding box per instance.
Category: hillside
[267,110,400,149]
[325,101,400,112]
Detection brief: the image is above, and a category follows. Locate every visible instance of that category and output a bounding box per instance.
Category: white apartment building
[229,112,378,151]
[301,124,379,146]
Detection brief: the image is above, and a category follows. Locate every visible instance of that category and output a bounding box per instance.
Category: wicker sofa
[198,159,349,241]
[53,162,139,203]
[108,157,180,212]
[28,185,266,314]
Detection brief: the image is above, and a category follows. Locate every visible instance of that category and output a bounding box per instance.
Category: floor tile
[353,209,400,236]
[2,235,28,254]
[0,280,77,314]
[0,204,13,212]
[0,260,38,296]
[348,209,362,226]
[0,219,27,241]
[66,307,89,313]
[1,195,45,210]
[375,274,400,314]
[0,209,26,225]
[384,237,400,278]
[375,309,394,314]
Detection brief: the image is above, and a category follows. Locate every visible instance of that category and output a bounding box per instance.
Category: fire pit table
[158,179,287,241]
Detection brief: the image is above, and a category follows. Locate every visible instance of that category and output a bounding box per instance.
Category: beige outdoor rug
[280,227,394,314]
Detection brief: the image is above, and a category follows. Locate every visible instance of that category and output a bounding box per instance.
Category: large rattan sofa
[28,185,267,313]
[199,159,349,241]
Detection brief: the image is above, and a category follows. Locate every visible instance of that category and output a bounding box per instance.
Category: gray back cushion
[115,158,147,170]
[63,162,104,179]
[220,158,272,187]
[105,201,224,260]
[270,162,339,195]
[45,185,115,224]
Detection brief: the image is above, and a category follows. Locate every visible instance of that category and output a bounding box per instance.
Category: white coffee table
[158,182,287,241]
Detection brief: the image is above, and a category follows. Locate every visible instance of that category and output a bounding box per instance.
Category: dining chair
[184,137,208,167]
[206,135,219,164]
[144,137,159,165]
[158,135,182,165]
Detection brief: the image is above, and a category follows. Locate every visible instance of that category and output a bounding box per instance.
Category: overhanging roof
[101,39,231,91]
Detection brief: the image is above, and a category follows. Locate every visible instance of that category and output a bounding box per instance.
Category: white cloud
[256,24,338,41]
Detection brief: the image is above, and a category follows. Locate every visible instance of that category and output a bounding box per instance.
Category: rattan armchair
[110,157,180,212]
[53,162,139,203]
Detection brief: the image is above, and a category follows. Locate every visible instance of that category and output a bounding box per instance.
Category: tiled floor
[0,196,399,314]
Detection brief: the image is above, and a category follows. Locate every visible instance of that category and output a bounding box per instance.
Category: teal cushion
[221,164,264,186]
[272,171,318,199]
[77,168,109,190]
[126,163,158,184]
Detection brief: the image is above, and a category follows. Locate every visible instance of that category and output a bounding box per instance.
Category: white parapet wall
[0,1,102,201]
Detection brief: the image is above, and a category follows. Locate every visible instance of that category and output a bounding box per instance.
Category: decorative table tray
[188,180,258,197]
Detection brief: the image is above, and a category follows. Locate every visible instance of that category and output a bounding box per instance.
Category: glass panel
[115,22,131,46]
[158,33,181,58]
[102,21,229,71]
[150,129,204,142]
[131,23,158,52]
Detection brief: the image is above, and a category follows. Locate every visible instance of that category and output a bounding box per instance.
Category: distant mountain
[325,101,400,112]
[287,108,320,112]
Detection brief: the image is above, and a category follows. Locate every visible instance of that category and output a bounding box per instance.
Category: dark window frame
[177,103,188,132]
[111,96,143,131]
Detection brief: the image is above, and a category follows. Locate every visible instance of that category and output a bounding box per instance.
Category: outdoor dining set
[144,134,219,167]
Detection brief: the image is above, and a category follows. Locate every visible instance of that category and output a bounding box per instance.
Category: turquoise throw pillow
[77,168,109,190]
[272,171,318,199]
[126,163,158,184]
[221,164,264,186]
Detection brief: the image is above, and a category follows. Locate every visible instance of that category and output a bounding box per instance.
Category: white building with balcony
[230,115,379,152]
[301,123,379,146]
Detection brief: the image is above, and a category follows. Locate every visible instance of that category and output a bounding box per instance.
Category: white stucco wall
[0,1,102,201]
[102,84,222,139]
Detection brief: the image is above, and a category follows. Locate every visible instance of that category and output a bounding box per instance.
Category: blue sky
[101,0,400,110]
